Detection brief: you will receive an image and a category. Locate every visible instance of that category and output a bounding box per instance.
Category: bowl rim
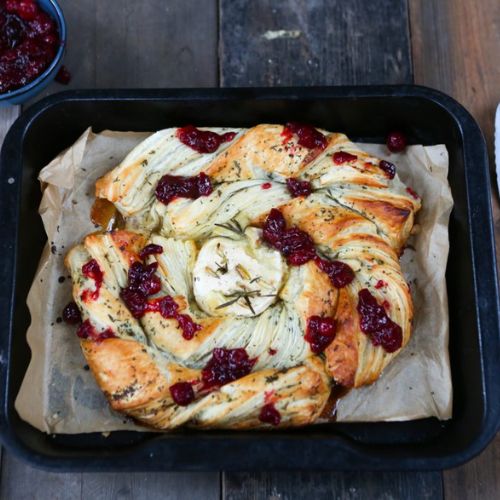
[0,0,67,101]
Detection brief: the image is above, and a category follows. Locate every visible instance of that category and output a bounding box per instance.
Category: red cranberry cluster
[62,301,114,342]
[76,320,114,342]
[314,256,355,289]
[305,315,337,354]
[357,288,402,353]
[201,347,256,390]
[81,259,103,302]
[332,151,357,164]
[259,402,281,426]
[120,261,162,317]
[262,209,355,291]
[176,125,236,154]
[262,208,316,266]
[286,177,312,198]
[282,122,327,150]
[119,246,201,340]
[155,172,213,206]
[0,0,61,93]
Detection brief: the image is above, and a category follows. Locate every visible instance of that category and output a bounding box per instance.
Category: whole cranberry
[62,301,82,325]
[169,382,195,406]
[386,131,407,153]
[17,1,38,21]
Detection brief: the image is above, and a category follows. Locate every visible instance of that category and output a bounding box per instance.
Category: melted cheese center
[193,227,286,317]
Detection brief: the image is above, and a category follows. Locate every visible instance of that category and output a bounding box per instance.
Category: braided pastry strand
[65,124,420,429]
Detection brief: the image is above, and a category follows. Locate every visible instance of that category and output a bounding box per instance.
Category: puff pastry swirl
[65,124,420,429]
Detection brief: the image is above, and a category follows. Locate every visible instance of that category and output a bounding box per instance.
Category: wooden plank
[220,0,442,496]
[32,0,219,102]
[219,0,412,86]
[0,104,20,496]
[1,1,220,498]
[81,472,220,500]
[410,0,500,496]
[223,471,442,500]
[0,454,82,500]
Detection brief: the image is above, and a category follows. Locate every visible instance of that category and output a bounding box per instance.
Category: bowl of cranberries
[0,0,66,105]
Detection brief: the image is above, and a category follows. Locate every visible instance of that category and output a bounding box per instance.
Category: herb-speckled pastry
[64,123,421,429]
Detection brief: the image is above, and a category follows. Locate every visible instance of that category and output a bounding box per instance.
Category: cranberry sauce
[262,209,356,280]
[357,288,402,353]
[155,172,213,206]
[386,131,407,153]
[201,348,256,390]
[259,402,281,426]
[332,151,357,164]
[282,122,327,150]
[314,257,354,288]
[406,187,419,199]
[62,301,82,324]
[169,381,195,406]
[76,320,115,342]
[286,177,312,198]
[81,259,103,302]
[378,160,396,179]
[262,208,316,266]
[177,125,236,154]
[120,252,201,340]
[0,0,60,93]
[305,315,336,354]
[139,243,163,260]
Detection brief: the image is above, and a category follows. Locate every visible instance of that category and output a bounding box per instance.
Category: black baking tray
[0,86,499,471]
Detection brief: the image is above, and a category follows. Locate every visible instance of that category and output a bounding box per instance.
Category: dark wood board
[410,0,500,496]
[219,0,412,86]
[223,471,442,500]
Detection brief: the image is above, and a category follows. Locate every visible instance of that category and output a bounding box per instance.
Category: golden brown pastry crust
[66,125,421,430]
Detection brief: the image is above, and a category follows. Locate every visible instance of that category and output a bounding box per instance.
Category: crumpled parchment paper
[15,128,453,433]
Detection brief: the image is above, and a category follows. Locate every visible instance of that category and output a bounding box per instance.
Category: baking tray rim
[0,84,498,471]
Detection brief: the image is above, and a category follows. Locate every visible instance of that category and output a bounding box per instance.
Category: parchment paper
[15,128,453,433]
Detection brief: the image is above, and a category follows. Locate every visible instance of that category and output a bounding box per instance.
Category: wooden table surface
[1,0,499,498]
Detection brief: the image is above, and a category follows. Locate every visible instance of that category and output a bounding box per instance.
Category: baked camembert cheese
[63,123,421,429]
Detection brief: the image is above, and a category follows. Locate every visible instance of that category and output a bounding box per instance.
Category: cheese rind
[193,227,286,317]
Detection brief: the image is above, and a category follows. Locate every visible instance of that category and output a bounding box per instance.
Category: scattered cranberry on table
[55,64,71,84]
[0,0,63,93]
[386,131,407,153]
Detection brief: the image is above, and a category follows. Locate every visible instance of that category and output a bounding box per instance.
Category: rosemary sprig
[215,289,276,314]
[214,218,244,235]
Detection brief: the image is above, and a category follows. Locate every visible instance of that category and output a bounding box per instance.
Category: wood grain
[0,1,220,498]
[32,0,219,103]
[219,0,412,86]
[410,0,500,498]
[223,471,443,500]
